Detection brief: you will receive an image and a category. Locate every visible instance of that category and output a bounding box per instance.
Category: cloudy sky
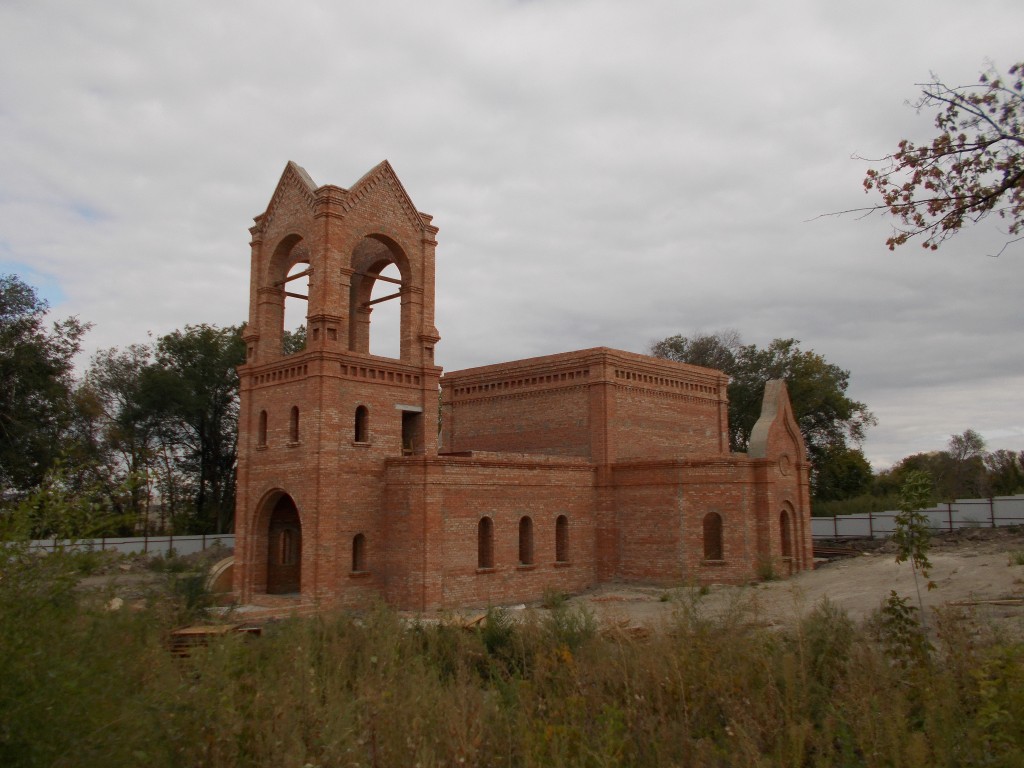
[2,0,1022,469]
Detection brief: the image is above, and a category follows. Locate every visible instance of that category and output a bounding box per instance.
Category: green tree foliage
[0,274,89,495]
[140,324,246,534]
[892,470,935,577]
[874,429,1012,503]
[1,274,247,535]
[78,344,159,530]
[281,323,306,355]
[651,331,876,501]
[947,427,988,498]
[812,444,874,503]
[985,449,1024,495]
[71,326,245,535]
[862,60,1024,253]
[891,470,936,614]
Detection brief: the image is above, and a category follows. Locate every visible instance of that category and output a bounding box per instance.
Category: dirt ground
[77,528,1024,637]
[567,527,1024,637]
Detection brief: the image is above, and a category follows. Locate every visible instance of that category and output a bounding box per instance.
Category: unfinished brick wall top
[441,347,729,462]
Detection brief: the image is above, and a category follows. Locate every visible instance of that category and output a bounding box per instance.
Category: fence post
[990,497,996,528]
[868,510,874,539]
[948,503,953,534]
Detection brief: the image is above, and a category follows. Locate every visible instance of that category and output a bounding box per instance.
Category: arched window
[703,512,723,561]
[354,405,369,443]
[352,533,366,572]
[258,410,268,447]
[289,406,299,443]
[519,516,534,565]
[780,509,793,558]
[555,515,569,563]
[478,517,494,569]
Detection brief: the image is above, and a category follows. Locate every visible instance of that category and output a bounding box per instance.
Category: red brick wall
[612,459,763,585]
[442,347,729,463]
[444,387,592,457]
[611,385,725,460]
[382,454,596,610]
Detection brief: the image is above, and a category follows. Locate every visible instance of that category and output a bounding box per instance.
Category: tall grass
[2,550,1023,767]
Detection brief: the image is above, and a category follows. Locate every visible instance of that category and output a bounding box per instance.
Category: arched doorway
[267,494,301,594]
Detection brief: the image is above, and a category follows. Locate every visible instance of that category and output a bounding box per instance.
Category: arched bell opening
[257,234,311,360]
[348,235,412,360]
[281,262,310,355]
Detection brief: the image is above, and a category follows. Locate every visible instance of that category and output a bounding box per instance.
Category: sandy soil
[76,529,1024,637]
[567,528,1024,637]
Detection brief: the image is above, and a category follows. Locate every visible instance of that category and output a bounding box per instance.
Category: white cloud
[2,0,1022,469]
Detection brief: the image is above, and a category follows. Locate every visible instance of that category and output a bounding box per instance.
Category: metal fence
[812,495,1024,539]
[28,533,235,557]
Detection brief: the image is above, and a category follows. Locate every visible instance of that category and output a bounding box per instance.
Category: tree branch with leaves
[860,60,1024,254]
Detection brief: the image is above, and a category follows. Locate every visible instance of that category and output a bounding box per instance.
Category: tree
[140,324,245,533]
[649,329,741,373]
[861,60,1024,253]
[79,344,162,531]
[651,332,876,501]
[947,428,987,498]
[812,444,874,503]
[891,470,936,616]
[985,449,1024,496]
[0,275,89,495]
[875,430,1024,502]
[948,428,986,463]
[282,323,306,355]
[874,452,948,500]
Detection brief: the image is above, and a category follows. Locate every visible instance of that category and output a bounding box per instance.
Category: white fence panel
[813,494,1024,539]
[28,534,235,556]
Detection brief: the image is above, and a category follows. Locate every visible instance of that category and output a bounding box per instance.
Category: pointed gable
[747,380,807,459]
[251,161,318,236]
[336,160,429,232]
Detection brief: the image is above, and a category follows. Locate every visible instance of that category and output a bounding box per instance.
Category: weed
[873,591,933,669]
[147,550,189,573]
[756,555,779,581]
[1008,550,1024,566]
[541,602,596,653]
[540,587,568,610]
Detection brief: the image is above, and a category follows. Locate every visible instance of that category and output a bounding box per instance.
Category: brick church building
[232,161,813,611]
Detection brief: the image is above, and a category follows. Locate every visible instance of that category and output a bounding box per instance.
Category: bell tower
[233,161,442,604]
